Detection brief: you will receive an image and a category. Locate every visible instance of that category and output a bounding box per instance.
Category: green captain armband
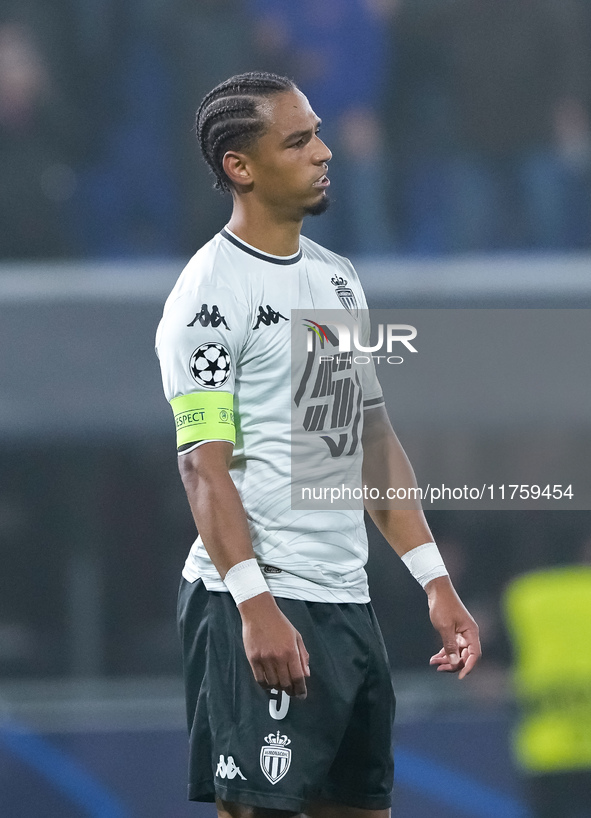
[169,391,235,450]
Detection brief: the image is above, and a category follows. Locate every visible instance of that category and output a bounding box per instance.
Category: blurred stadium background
[1,1,591,816]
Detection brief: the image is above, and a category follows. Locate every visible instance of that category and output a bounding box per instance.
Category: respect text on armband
[175,410,205,429]
[174,408,234,430]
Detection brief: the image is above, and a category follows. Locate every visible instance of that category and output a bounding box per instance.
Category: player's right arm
[156,282,308,698]
[177,441,310,699]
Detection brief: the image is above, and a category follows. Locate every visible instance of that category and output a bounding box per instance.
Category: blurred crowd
[1,0,591,260]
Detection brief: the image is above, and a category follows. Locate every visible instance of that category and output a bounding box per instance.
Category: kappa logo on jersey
[260,731,292,784]
[189,342,231,388]
[331,276,358,318]
[187,304,230,330]
[216,755,247,780]
[253,305,289,330]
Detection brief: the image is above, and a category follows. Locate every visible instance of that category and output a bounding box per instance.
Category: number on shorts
[268,688,290,720]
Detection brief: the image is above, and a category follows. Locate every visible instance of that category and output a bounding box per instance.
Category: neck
[227,199,302,257]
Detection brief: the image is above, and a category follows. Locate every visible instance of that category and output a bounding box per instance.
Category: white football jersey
[155,227,384,603]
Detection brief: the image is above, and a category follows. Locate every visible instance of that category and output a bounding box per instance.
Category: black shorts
[177,578,395,813]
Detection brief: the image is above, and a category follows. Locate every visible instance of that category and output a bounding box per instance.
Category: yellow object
[170,391,235,449]
[503,566,591,773]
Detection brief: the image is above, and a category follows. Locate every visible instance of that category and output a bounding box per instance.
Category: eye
[290,127,321,149]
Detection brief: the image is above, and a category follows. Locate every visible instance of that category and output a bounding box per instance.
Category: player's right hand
[238,592,310,699]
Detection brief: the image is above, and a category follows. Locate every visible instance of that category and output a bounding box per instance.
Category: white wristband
[223,558,270,605]
[400,542,448,588]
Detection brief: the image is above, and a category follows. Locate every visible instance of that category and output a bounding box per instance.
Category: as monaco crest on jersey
[260,731,292,784]
[331,275,358,318]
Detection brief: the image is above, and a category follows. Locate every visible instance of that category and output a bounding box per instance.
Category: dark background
[1,2,590,816]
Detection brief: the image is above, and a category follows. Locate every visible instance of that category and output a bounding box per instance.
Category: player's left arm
[361,404,481,679]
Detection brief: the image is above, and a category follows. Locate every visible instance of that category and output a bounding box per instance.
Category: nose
[314,134,332,165]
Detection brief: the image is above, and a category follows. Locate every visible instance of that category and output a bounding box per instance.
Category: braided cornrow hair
[196,72,297,192]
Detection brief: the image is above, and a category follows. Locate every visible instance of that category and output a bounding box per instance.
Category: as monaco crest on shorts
[260,731,292,784]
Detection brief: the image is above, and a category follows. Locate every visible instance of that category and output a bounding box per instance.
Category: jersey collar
[221,227,303,266]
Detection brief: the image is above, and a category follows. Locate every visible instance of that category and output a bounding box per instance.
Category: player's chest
[241,265,361,377]
[246,264,360,331]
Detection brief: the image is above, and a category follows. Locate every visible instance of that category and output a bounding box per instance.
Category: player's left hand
[426,576,481,680]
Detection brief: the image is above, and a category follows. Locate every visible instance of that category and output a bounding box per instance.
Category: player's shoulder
[300,234,358,278]
[162,232,250,316]
[156,233,251,351]
[300,236,359,284]
[170,233,235,297]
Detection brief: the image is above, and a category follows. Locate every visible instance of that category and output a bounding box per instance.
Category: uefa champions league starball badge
[189,342,231,388]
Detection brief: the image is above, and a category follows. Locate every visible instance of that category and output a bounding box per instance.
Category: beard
[304,194,331,217]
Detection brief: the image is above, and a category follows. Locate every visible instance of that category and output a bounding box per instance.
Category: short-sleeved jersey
[155,228,384,603]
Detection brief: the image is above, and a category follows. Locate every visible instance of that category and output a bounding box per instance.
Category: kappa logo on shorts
[260,731,292,784]
[216,754,247,780]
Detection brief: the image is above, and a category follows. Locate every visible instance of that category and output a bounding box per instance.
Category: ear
[222,151,253,189]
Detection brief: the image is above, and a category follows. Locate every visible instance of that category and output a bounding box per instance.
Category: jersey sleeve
[359,307,385,410]
[155,286,248,452]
